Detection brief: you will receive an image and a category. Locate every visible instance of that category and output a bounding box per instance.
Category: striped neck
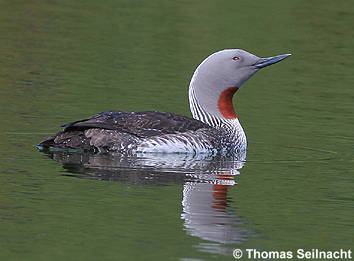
[189,83,239,128]
[188,77,247,152]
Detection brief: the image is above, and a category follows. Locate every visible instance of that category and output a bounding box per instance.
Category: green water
[0,0,353,260]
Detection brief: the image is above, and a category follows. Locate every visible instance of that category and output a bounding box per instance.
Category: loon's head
[189,49,291,120]
[193,49,291,89]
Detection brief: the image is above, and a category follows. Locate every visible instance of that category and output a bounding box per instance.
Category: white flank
[135,135,217,155]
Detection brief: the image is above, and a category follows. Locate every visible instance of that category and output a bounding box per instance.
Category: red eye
[232,56,240,61]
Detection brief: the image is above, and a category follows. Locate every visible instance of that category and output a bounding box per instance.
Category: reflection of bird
[181,179,248,245]
[38,49,291,154]
[45,150,249,253]
[45,151,245,184]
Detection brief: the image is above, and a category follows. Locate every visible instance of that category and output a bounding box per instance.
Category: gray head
[189,49,291,120]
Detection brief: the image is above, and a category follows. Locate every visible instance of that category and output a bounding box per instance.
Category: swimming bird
[38,49,291,155]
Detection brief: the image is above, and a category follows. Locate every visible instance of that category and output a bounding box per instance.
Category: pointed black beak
[254,54,292,69]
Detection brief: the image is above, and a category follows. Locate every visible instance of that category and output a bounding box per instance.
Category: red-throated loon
[37,49,291,155]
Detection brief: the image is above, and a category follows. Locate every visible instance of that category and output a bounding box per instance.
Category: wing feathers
[62,111,211,137]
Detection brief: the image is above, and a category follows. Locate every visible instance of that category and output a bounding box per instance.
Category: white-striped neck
[188,66,247,153]
[188,76,240,125]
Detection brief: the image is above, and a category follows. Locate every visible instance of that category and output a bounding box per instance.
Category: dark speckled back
[62,111,212,138]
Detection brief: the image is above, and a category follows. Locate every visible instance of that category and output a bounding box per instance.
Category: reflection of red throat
[212,173,234,209]
[217,87,238,119]
[212,184,230,209]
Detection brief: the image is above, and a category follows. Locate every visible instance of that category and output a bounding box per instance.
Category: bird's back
[38,111,217,153]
